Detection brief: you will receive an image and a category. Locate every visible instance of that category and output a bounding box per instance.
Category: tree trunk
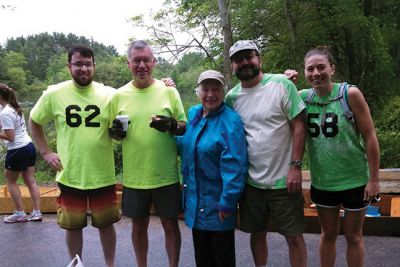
[218,0,233,89]
[284,0,297,59]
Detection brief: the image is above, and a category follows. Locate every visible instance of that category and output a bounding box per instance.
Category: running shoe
[4,211,28,223]
[27,211,43,222]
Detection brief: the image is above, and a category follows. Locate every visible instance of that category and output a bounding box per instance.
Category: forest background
[0,0,399,184]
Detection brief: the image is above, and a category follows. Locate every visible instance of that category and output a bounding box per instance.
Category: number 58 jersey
[30,80,116,190]
[299,83,369,191]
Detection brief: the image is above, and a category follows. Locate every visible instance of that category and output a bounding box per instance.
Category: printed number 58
[307,112,338,138]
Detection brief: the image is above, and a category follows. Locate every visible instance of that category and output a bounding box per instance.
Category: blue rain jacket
[177,103,248,231]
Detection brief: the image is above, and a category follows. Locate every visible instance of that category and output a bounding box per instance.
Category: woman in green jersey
[285,46,380,267]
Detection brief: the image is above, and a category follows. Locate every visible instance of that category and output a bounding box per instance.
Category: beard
[234,64,261,81]
[73,74,93,87]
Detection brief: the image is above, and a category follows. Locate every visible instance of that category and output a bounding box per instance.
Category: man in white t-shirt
[225,40,307,267]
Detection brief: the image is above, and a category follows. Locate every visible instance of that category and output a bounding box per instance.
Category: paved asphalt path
[1,215,399,267]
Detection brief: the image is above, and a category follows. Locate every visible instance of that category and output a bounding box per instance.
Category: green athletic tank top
[300,83,369,191]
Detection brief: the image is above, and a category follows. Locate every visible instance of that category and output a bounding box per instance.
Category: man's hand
[42,151,62,171]
[286,167,303,193]
[149,115,178,133]
[109,119,127,139]
[284,69,299,84]
[161,77,176,87]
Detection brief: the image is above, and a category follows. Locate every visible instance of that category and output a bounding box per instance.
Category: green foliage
[2,0,400,185]
[45,52,70,85]
[95,57,132,89]
[375,96,400,168]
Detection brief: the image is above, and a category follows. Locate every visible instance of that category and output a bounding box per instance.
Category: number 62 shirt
[30,80,116,190]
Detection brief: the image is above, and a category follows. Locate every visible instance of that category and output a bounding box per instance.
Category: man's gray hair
[127,40,154,59]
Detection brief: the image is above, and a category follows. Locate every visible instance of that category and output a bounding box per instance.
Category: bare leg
[317,206,340,267]
[250,230,268,266]
[66,229,83,260]
[160,217,181,267]
[285,234,307,267]
[5,170,24,211]
[99,224,116,267]
[132,217,150,267]
[21,166,41,211]
[343,209,366,267]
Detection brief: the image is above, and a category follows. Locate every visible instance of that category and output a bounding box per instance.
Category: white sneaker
[4,211,28,223]
[27,211,43,222]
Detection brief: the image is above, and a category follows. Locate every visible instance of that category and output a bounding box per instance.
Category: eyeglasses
[130,58,154,65]
[70,62,94,68]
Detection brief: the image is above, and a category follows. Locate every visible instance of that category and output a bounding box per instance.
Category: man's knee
[285,234,305,248]
[160,217,180,234]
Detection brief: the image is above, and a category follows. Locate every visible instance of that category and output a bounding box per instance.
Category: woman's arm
[348,86,380,200]
[0,129,15,142]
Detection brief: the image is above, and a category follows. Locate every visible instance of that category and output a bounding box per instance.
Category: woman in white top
[0,83,42,223]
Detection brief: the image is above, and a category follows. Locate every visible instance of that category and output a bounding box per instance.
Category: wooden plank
[302,169,400,193]
[391,197,400,217]
[0,186,60,213]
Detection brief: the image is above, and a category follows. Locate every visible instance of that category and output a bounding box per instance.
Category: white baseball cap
[197,70,225,86]
[229,40,260,59]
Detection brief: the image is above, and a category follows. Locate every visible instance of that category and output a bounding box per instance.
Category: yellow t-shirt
[111,80,186,189]
[30,80,116,189]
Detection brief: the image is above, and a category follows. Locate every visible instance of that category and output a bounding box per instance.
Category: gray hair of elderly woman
[126,40,154,60]
[194,81,227,96]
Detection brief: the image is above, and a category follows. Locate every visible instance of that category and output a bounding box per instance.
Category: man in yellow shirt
[110,40,186,267]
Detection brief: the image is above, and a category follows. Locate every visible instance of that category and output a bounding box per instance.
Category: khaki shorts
[57,183,121,230]
[239,184,304,236]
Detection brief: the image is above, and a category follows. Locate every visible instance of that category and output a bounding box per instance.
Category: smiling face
[231,50,261,81]
[304,54,335,92]
[68,52,95,87]
[198,79,224,115]
[128,47,156,84]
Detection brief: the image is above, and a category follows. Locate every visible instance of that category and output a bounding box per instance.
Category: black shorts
[5,142,37,171]
[122,182,182,219]
[311,185,369,211]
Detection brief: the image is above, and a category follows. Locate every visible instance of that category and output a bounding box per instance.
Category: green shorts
[239,184,304,236]
[57,183,121,230]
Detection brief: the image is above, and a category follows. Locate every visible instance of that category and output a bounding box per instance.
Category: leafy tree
[44,52,70,85]
[2,51,29,90]
[95,56,131,88]
[153,57,174,80]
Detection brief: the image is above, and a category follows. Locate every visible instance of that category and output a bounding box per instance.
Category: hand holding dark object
[109,119,126,139]
[149,115,178,133]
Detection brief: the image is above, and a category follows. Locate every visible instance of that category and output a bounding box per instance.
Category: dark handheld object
[109,119,127,139]
[149,115,177,133]
[371,194,381,203]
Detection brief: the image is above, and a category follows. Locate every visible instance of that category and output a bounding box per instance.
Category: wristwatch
[290,160,303,168]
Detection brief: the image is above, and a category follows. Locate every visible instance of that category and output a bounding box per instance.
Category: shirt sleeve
[169,87,187,122]
[0,111,15,130]
[30,89,54,125]
[281,77,306,120]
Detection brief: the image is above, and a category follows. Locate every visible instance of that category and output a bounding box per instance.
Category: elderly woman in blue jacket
[177,70,248,267]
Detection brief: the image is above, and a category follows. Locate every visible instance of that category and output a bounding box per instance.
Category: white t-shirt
[225,74,305,189]
[0,105,31,150]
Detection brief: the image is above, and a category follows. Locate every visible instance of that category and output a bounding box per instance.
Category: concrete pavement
[0,215,399,267]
